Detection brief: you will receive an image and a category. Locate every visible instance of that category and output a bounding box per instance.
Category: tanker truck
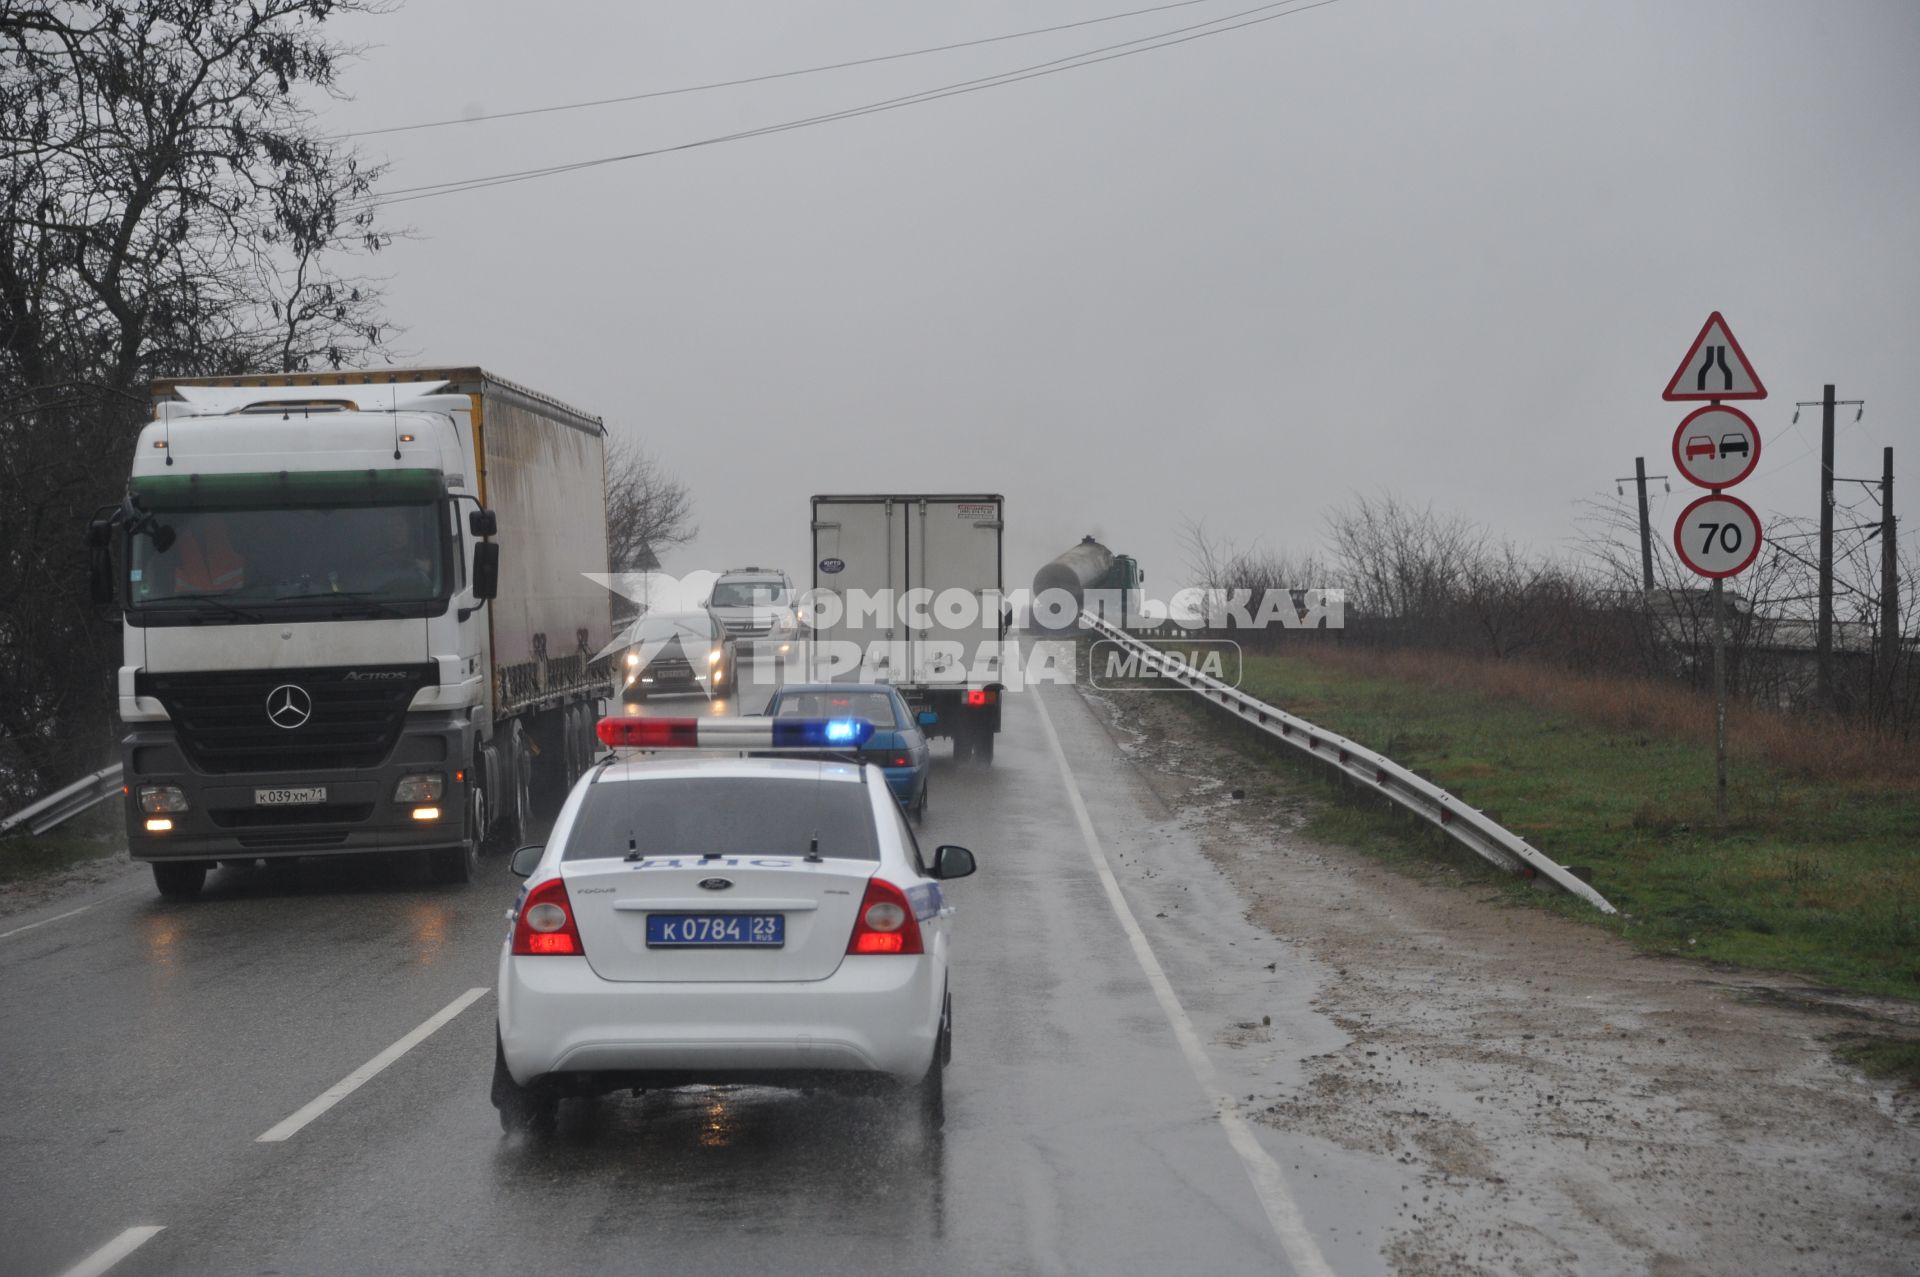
[87,368,612,899]
[1030,536,1143,630]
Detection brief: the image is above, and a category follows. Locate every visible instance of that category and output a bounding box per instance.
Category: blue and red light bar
[596,716,875,750]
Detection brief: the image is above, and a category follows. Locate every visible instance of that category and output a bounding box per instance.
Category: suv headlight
[394,773,445,803]
[138,785,189,814]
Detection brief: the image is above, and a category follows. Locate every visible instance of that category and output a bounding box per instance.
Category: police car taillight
[511,878,584,956]
[596,716,874,749]
[847,877,924,956]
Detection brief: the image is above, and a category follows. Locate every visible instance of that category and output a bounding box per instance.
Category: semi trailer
[88,368,612,898]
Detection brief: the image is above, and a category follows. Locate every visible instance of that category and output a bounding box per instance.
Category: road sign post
[1664,312,1766,825]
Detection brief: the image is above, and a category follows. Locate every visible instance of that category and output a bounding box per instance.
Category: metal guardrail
[0,764,124,838]
[1082,613,1617,914]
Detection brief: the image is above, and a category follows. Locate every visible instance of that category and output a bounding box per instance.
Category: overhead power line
[341,0,1246,139]
[346,0,1343,213]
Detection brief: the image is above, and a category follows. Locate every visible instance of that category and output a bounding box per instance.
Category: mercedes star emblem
[266,684,313,730]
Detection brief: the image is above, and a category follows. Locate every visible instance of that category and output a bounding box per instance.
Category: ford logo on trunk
[697,877,733,891]
[818,557,845,574]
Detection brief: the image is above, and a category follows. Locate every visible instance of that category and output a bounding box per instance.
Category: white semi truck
[807,494,1007,763]
[88,368,611,898]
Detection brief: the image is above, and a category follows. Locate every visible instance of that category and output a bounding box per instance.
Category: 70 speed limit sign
[1674,493,1762,579]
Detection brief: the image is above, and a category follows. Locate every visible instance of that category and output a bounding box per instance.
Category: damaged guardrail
[1081,612,1617,915]
[0,764,123,838]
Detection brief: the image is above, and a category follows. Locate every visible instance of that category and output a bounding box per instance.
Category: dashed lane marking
[256,986,489,1143]
[53,1225,165,1277]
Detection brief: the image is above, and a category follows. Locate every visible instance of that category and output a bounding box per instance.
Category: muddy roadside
[1083,683,1919,1276]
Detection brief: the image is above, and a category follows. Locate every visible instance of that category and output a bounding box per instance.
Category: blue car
[763,683,932,821]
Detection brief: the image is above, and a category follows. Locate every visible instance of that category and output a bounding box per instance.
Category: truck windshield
[129,501,449,614]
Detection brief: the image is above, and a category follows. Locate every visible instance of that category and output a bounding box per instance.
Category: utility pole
[1881,446,1898,664]
[1793,386,1867,709]
[1818,383,1836,706]
[1615,459,1669,592]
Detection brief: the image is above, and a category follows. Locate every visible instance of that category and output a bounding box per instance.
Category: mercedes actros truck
[88,368,612,898]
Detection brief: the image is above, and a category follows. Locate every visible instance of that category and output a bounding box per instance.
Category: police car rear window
[565,777,879,862]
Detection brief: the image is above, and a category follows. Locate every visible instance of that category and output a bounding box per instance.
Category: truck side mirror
[87,517,115,607]
[469,508,498,538]
[472,541,500,601]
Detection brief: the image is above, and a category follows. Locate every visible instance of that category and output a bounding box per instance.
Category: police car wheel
[911,1018,947,1131]
[492,1037,557,1134]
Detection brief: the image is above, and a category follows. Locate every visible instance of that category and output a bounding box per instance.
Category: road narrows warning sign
[1662,311,1768,402]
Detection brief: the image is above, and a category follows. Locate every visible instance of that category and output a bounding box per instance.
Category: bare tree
[604,438,696,575]
[0,0,398,798]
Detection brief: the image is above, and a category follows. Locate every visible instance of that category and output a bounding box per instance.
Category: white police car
[492,715,977,1133]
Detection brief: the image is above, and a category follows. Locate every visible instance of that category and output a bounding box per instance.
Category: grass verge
[1163,644,1920,1003]
[1831,1035,1920,1088]
[0,806,124,887]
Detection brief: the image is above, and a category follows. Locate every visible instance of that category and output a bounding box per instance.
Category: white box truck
[89,368,611,898]
[808,494,1007,763]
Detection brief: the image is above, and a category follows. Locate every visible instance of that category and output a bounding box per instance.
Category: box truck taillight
[965,689,996,707]
[511,879,584,956]
[847,877,924,955]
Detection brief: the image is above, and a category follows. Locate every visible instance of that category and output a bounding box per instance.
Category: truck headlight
[394,773,445,803]
[707,649,722,665]
[625,651,641,667]
[139,785,189,814]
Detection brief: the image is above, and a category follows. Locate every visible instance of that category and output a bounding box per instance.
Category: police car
[492,715,977,1134]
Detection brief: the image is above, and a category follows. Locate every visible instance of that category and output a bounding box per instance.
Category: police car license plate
[646,914,784,947]
[255,787,326,806]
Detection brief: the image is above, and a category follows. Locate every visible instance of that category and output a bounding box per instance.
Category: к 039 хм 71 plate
[255,787,326,806]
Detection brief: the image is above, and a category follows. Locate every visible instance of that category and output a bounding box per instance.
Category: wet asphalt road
[0,675,1345,1277]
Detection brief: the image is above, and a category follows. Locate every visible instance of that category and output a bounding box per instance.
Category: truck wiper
[143,595,265,623]
[272,590,410,616]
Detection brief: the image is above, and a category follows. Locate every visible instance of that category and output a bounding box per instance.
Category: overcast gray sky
[318,0,1919,597]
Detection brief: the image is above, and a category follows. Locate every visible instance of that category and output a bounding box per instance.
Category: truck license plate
[255,787,326,806]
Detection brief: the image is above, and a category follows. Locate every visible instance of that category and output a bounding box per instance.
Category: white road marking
[0,903,95,941]
[256,986,489,1143]
[55,1225,165,1277]
[1033,689,1336,1277]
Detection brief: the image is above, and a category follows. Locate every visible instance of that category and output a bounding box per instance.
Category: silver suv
[708,567,796,642]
